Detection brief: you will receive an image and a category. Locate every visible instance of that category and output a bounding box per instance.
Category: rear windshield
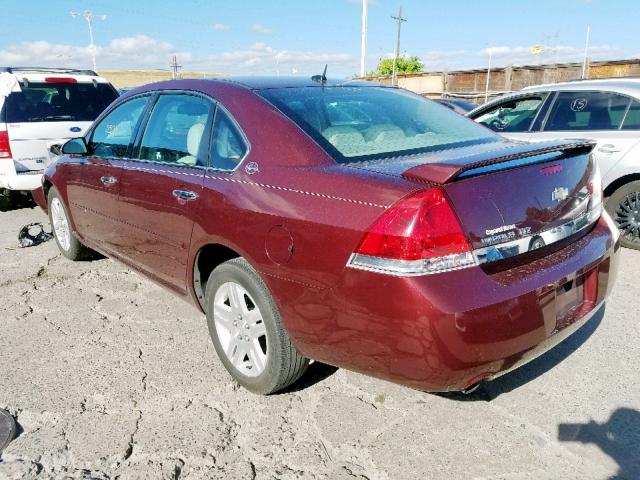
[258,86,498,163]
[2,82,118,123]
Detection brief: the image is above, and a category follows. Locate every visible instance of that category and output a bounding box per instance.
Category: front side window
[258,86,497,164]
[210,109,248,170]
[473,96,544,133]
[138,94,212,166]
[90,96,149,158]
[544,91,630,131]
[4,82,118,123]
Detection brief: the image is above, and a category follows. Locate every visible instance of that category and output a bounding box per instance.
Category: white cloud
[211,23,229,31]
[0,37,354,75]
[194,42,353,74]
[252,23,273,35]
[0,36,191,70]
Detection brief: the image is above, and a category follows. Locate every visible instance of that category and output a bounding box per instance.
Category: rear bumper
[286,214,620,392]
[0,171,43,192]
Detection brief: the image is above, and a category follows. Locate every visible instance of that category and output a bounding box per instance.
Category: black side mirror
[49,144,62,156]
[62,137,89,155]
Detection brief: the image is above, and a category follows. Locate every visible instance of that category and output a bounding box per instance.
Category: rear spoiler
[401,140,595,185]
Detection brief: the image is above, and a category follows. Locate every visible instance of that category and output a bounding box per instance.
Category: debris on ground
[17,222,52,248]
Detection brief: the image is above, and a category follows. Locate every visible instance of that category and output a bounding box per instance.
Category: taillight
[587,161,603,223]
[45,77,77,83]
[0,131,12,159]
[348,188,477,275]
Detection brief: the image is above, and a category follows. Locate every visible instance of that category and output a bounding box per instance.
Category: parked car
[468,78,640,249]
[435,98,477,114]
[34,77,620,395]
[0,67,119,210]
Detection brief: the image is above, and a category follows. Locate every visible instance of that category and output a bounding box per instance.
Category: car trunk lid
[348,140,601,266]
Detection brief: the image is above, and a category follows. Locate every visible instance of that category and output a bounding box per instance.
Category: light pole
[581,25,591,79]
[360,0,368,77]
[484,47,493,103]
[70,10,106,72]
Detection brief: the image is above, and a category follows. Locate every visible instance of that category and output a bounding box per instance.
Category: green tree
[369,55,423,76]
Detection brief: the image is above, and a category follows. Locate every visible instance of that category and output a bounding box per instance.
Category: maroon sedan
[34,77,620,394]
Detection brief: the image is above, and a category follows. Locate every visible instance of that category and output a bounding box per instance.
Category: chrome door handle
[597,144,620,154]
[172,189,198,201]
[100,175,117,185]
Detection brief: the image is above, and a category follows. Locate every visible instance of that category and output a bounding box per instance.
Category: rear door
[66,95,151,249]
[5,79,118,172]
[116,92,214,293]
[470,93,549,142]
[531,91,640,181]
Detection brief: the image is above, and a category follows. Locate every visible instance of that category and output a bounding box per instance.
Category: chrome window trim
[205,102,251,174]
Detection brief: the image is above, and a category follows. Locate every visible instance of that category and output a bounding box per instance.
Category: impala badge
[552,187,569,202]
[245,162,260,175]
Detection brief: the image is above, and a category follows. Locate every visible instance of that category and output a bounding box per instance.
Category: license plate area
[555,268,598,329]
[556,276,585,318]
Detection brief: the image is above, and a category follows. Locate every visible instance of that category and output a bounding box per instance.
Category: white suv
[0,67,118,210]
[468,78,640,249]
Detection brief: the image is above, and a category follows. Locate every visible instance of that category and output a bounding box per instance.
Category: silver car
[468,78,640,249]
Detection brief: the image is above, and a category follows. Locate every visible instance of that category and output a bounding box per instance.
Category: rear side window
[90,96,149,158]
[137,94,213,166]
[258,86,497,164]
[210,109,248,170]
[4,82,117,123]
[544,91,630,131]
[622,100,640,130]
[473,97,543,132]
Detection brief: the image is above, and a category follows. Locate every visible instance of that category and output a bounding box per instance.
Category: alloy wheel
[213,281,268,377]
[50,197,71,251]
[613,191,640,244]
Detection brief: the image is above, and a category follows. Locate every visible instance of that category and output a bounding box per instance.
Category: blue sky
[1,0,638,76]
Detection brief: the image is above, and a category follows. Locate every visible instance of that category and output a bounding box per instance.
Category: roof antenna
[312,64,328,85]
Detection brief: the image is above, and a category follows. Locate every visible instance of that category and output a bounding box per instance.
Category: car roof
[520,77,640,96]
[0,67,111,84]
[209,76,389,90]
[468,77,640,115]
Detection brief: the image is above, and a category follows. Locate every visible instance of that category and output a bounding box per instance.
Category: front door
[116,93,213,293]
[65,95,151,250]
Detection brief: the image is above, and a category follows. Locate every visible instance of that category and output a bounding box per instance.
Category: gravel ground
[0,205,639,480]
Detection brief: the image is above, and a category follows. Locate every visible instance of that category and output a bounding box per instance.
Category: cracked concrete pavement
[1,205,639,480]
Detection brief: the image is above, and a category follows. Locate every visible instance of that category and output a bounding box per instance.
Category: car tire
[0,189,14,212]
[204,257,309,394]
[606,181,640,250]
[47,187,92,260]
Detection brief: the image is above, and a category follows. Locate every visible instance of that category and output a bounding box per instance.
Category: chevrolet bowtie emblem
[552,187,569,202]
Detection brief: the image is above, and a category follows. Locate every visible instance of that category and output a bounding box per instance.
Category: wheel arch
[192,243,242,311]
[604,173,640,198]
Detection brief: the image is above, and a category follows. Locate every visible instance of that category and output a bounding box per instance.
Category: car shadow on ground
[0,193,37,212]
[279,361,339,394]
[439,304,605,402]
[558,407,640,480]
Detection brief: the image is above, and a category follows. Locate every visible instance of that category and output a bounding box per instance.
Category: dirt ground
[0,205,639,480]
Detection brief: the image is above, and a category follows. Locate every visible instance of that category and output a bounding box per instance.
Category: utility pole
[360,0,368,78]
[581,25,591,79]
[170,55,182,80]
[70,10,106,72]
[390,3,406,86]
[484,47,493,103]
